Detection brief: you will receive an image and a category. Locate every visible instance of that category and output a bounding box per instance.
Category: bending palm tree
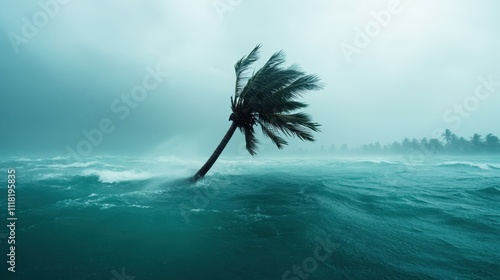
[193,45,323,181]
[442,129,454,145]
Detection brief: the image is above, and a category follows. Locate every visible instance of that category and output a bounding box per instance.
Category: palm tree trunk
[192,121,238,181]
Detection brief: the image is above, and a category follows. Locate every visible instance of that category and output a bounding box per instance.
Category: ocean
[0,156,499,279]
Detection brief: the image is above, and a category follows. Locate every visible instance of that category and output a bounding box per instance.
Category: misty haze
[1,1,499,279]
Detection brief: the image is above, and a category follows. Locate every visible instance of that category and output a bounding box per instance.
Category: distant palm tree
[428,138,443,152]
[457,137,469,152]
[470,133,483,151]
[420,137,429,147]
[442,129,454,145]
[485,133,499,151]
[192,45,323,181]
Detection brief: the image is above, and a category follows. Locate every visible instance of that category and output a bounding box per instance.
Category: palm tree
[485,133,499,152]
[428,138,443,153]
[442,129,454,145]
[470,133,483,152]
[456,137,469,153]
[402,138,411,152]
[192,45,323,181]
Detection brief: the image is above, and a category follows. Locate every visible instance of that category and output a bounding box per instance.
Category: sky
[1,0,499,158]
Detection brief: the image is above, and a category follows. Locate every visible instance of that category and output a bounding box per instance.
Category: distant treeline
[331,130,500,155]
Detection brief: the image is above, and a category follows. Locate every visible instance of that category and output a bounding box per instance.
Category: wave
[438,161,499,170]
[476,186,500,196]
[56,191,155,210]
[349,159,399,165]
[56,197,118,210]
[11,156,70,162]
[82,169,155,183]
[48,156,70,161]
[38,173,65,181]
[13,157,43,162]
[46,161,106,169]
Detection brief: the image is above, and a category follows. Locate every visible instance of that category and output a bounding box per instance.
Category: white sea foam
[82,169,155,183]
[490,164,500,170]
[129,204,152,209]
[439,161,494,170]
[47,161,107,169]
[38,173,64,180]
[15,157,42,162]
[49,156,69,161]
[354,159,398,165]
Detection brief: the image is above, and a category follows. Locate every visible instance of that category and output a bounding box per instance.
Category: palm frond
[234,44,261,98]
[244,67,304,105]
[255,100,309,115]
[239,60,322,113]
[271,74,323,100]
[239,50,289,101]
[244,126,259,156]
[231,46,323,156]
[259,121,288,149]
[259,113,320,141]
[230,96,235,109]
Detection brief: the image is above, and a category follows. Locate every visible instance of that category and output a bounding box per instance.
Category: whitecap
[128,204,152,209]
[361,159,397,165]
[56,197,117,210]
[439,161,492,170]
[49,156,69,161]
[47,161,105,169]
[14,157,42,162]
[82,169,155,183]
[38,173,64,180]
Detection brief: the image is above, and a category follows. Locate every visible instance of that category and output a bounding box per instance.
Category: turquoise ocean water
[0,156,499,279]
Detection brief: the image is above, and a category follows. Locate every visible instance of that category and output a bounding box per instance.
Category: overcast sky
[1,0,499,158]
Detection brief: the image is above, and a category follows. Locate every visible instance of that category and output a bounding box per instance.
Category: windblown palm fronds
[193,45,323,181]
